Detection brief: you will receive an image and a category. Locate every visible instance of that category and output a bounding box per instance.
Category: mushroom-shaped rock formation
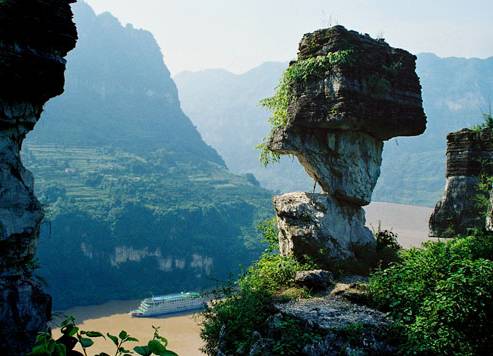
[430,128,493,237]
[0,1,77,353]
[266,26,426,270]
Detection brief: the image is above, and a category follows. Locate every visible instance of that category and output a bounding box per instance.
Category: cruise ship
[129,292,207,317]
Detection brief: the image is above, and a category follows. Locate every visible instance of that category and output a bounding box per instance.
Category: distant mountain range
[175,53,493,206]
[26,2,271,309]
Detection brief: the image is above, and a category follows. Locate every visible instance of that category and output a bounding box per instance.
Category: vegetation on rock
[471,112,493,132]
[257,50,354,166]
[176,54,493,206]
[200,218,318,355]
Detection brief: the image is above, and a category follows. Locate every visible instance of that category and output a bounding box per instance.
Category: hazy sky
[85,0,492,75]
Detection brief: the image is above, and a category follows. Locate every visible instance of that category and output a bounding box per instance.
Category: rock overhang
[0,0,77,104]
[269,25,427,143]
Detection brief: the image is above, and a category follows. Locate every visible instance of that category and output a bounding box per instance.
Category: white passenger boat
[129,292,207,317]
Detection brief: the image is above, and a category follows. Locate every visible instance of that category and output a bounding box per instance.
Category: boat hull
[130,304,206,318]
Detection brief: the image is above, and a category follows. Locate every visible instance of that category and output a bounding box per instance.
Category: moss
[257,50,355,166]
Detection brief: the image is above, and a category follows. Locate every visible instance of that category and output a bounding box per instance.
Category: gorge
[25,2,272,310]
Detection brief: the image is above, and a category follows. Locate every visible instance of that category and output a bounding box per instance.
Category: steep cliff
[266,26,426,270]
[430,127,493,237]
[0,0,77,353]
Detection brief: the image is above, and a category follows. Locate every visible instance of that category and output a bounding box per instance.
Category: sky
[85,0,493,75]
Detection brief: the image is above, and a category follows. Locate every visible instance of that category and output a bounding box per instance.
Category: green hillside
[26,2,272,309]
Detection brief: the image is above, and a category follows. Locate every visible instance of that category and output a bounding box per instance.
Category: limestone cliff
[0,1,77,353]
[268,26,426,270]
[430,128,493,237]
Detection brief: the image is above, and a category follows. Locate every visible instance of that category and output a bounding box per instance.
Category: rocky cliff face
[0,1,77,353]
[268,26,426,270]
[430,128,493,237]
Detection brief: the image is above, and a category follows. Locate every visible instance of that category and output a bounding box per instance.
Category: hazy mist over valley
[176,54,493,206]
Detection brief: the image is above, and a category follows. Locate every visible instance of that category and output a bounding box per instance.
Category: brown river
[52,299,204,355]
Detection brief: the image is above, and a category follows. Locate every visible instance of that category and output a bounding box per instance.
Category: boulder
[274,192,375,273]
[275,297,396,355]
[284,25,426,140]
[430,128,493,237]
[294,270,334,290]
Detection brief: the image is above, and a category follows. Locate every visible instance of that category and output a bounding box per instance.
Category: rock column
[268,26,426,271]
[0,1,77,353]
[430,128,493,237]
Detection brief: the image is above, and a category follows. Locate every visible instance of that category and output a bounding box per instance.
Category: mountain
[25,2,272,309]
[175,53,493,206]
[29,2,222,165]
[175,62,314,193]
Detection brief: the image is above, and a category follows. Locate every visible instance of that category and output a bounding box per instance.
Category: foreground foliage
[369,230,493,355]
[201,219,318,355]
[29,317,177,356]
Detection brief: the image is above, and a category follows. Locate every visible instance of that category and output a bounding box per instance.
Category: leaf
[134,345,151,356]
[47,340,56,353]
[119,330,128,340]
[107,333,119,346]
[148,339,167,354]
[61,325,79,337]
[155,335,168,346]
[126,336,139,342]
[54,343,67,356]
[84,331,105,338]
[28,345,47,356]
[95,353,111,356]
[160,351,178,356]
[80,337,94,348]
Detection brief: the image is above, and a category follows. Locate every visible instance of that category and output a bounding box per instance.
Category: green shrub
[368,230,493,355]
[201,218,317,355]
[375,229,401,269]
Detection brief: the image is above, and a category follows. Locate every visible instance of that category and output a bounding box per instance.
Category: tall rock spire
[266,26,426,270]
